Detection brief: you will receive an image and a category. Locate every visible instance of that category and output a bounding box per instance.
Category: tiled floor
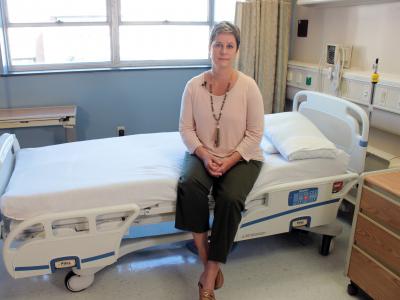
[0,216,371,300]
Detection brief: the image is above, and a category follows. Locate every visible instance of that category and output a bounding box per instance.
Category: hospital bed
[0,91,369,292]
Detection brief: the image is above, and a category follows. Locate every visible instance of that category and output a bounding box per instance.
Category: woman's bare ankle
[199,261,219,290]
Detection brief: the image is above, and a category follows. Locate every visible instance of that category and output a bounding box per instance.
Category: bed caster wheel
[64,270,94,292]
[347,282,359,296]
[320,235,334,256]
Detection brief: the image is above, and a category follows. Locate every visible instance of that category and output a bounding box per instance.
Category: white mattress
[0,132,349,220]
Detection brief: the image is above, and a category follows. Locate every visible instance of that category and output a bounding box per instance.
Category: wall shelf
[297,0,400,7]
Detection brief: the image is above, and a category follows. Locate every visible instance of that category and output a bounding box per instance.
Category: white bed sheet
[0,132,349,220]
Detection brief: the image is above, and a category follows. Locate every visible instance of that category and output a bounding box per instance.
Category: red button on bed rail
[332,181,344,193]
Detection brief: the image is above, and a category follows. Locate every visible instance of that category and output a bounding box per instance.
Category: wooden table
[0,106,77,142]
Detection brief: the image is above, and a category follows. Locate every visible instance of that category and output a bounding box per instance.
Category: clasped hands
[195,146,242,177]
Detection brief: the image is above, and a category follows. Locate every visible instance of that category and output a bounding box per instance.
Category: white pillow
[264,112,337,161]
[260,136,279,154]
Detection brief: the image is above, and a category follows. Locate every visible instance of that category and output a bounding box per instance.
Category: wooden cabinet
[346,170,400,299]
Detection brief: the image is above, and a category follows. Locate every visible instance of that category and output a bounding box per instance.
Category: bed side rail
[0,134,20,196]
[293,91,369,174]
[252,172,358,200]
[3,203,140,279]
[239,172,359,241]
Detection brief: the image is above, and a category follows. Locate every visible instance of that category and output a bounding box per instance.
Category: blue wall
[0,67,207,148]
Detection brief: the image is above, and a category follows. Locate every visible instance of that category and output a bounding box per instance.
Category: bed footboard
[3,204,140,279]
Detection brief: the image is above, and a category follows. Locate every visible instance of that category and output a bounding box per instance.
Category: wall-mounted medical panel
[341,78,371,106]
[287,61,373,106]
[287,64,319,91]
[373,85,400,114]
[287,61,400,112]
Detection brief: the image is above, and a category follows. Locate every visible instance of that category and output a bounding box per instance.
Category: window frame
[0,0,215,73]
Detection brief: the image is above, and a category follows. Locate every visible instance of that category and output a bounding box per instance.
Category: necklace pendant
[214,126,220,148]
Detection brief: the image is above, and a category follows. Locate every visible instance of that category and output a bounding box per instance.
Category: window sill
[0,64,211,77]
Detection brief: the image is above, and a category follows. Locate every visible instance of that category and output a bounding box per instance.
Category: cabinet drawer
[360,186,400,233]
[348,247,400,300]
[354,214,400,275]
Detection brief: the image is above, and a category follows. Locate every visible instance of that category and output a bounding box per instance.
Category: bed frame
[0,91,369,292]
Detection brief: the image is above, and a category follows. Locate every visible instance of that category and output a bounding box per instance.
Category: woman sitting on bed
[175,21,264,300]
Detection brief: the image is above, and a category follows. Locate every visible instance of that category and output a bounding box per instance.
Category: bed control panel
[288,188,318,206]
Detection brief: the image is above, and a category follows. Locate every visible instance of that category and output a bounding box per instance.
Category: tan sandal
[198,282,216,300]
[214,269,224,290]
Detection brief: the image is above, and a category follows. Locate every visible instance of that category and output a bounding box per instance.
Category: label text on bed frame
[55,260,76,269]
[240,231,266,239]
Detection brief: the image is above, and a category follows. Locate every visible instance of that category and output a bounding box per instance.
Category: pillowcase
[264,112,337,161]
[260,136,279,154]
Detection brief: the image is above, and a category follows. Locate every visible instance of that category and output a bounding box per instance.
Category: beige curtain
[235,0,292,113]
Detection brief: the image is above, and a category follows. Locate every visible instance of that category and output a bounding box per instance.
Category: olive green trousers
[175,152,262,263]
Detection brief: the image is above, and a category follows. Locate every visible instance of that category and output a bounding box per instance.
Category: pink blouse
[179,71,264,162]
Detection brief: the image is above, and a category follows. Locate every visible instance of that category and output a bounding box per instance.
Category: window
[214,0,237,23]
[0,0,237,72]
[4,0,110,69]
[119,0,209,62]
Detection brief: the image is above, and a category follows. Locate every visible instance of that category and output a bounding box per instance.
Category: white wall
[290,2,400,74]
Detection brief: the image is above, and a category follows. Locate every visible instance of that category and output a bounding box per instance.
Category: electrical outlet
[377,89,387,106]
[117,126,125,136]
[296,72,303,84]
[361,89,370,102]
[287,71,293,82]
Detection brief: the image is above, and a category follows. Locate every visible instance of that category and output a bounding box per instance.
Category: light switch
[378,89,387,106]
[296,72,303,84]
[287,71,293,81]
[362,89,370,102]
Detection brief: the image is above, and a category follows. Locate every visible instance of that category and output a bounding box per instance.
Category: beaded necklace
[209,73,233,148]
